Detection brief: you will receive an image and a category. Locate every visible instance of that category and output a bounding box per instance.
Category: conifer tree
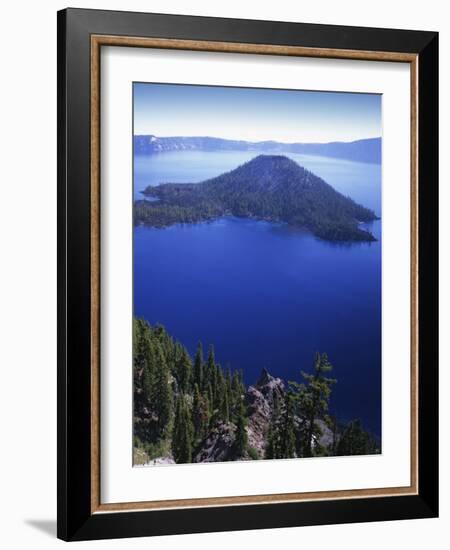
[219,386,230,422]
[215,366,225,410]
[234,399,248,458]
[238,370,245,394]
[207,344,215,371]
[231,371,243,421]
[142,353,154,404]
[225,367,233,412]
[266,423,277,459]
[133,319,153,379]
[193,383,209,442]
[337,420,378,456]
[279,393,296,458]
[291,352,336,457]
[172,395,194,463]
[330,415,339,456]
[231,371,241,395]
[172,397,183,461]
[207,382,214,417]
[193,342,204,390]
[266,389,282,458]
[153,342,174,438]
[203,393,212,430]
[177,347,192,394]
[202,344,214,394]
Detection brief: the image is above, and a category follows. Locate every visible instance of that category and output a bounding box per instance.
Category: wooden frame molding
[90,34,419,515]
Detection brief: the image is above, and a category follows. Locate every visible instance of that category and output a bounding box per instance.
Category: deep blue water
[134,151,381,436]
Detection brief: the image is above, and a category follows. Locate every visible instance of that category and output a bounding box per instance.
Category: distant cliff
[135,155,378,242]
[134,135,381,164]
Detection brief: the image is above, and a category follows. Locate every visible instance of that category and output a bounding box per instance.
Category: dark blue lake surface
[134,151,381,436]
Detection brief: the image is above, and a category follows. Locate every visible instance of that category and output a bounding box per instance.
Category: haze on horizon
[134,82,382,144]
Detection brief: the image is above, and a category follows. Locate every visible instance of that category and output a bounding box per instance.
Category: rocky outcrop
[191,370,286,462]
[244,370,334,458]
[136,367,336,465]
[193,422,236,463]
[245,369,285,458]
[146,455,176,466]
[315,419,335,450]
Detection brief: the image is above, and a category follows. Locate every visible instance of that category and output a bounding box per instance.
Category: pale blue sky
[133,82,381,144]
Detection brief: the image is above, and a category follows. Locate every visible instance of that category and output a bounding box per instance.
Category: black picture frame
[57,7,438,541]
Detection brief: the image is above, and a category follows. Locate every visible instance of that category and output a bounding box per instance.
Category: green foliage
[337,420,380,456]
[133,318,243,464]
[193,342,204,390]
[135,155,378,242]
[134,318,379,465]
[192,383,210,443]
[172,395,194,463]
[266,389,296,459]
[204,345,215,392]
[279,392,296,458]
[234,399,248,458]
[134,318,154,395]
[290,352,336,457]
[266,424,277,460]
[219,387,230,423]
[152,342,174,438]
[176,347,192,394]
[230,370,245,423]
[247,446,260,460]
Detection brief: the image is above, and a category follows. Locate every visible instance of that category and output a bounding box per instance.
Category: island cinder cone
[135,154,378,241]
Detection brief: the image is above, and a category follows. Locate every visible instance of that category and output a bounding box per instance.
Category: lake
[134,151,381,437]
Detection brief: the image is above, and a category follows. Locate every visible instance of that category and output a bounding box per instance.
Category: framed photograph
[57,8,438,541]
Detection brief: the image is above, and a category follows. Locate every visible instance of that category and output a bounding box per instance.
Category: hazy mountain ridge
[134,135,381,164]
[135,155,378,241]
